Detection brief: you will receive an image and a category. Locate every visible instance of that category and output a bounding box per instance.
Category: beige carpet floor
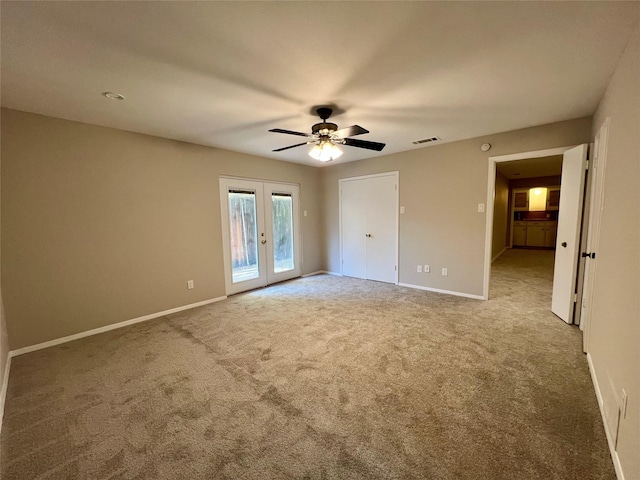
[1,249,614,479]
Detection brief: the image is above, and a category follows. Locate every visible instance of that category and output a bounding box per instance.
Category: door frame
[483,146,578,300]
[219,176,301,295]
[581,117,610,352]
[339,171,399,284]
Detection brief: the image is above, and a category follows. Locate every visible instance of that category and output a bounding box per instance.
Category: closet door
[340,178,368,279]
[340,172,398,284]
[366,174,398,283]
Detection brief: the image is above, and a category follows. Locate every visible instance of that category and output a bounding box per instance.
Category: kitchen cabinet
[513,222,527,245]
[512,221,558,247]
[512,189,529,211]
[546,187,561,210]
[544,223,558,247]
[526,222,546,247]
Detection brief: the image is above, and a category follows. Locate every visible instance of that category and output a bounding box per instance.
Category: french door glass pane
[228,191,259,283]
[271,193,294,273]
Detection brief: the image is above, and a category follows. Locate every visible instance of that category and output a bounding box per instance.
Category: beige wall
[491,171,509,260]
[1,109,323,350]
[321,117,592,297]
[590,20,640,480]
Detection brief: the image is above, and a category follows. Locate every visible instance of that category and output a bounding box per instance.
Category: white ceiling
[2,2,639,167]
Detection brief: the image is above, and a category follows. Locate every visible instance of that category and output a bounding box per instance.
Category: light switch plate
[478,203,485,212]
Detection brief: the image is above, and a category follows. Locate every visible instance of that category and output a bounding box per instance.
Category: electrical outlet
[424,264,430,273]
[478,203,485,212]
[400,206,406,214]
[187,280,194,290]
[442,268,448,276]
[303,210,308,217]
[417,265,422,273]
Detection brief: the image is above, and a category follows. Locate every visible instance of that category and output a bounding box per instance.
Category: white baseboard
[0,353,11,436]
[302,270,341,277]
[587,353,625,480]
[301,270,326,277]
[492,247,508,263]
[10,296,227,357]
[398,283,484,300]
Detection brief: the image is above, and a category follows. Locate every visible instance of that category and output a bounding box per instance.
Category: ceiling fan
[269,107,386,162]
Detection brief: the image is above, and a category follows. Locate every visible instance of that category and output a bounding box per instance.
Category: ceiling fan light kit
[269,107,385,162]
[309,141,343,162]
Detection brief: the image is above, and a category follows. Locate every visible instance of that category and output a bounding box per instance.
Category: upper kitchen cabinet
[512,189,529,211]
[546,186,561,210]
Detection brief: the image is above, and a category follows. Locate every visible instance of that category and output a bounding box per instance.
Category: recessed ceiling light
[102,91,125,100]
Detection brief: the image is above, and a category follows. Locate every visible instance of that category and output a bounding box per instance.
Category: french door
[219,178,301,295]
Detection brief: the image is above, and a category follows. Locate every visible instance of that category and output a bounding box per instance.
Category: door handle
[365,234,372,238]
[561,242,567,248]
[581,252,596,259]
[261,240,267,245]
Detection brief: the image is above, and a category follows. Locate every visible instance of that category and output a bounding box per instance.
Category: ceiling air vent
[412,136,440,145]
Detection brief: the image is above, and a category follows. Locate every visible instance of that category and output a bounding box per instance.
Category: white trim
[338,171,400,183]
[10,296,227,357]
[301,270,343,277]
[487,146,578,163]
[398,282,484,300]
[492,247,508,263]
[301,270,326,277]
[587,353,625,480]
[0,354,11,435]
[483,145,578,301]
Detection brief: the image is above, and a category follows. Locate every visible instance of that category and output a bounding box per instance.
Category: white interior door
[580,119,609,351]
[551,144,588,324]
[340,172,398,284]
[220,178,301,295]
[341,179,367,279]
[365,174,398,283]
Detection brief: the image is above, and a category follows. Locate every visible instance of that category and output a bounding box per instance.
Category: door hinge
[395,265,397,271]
[395,184,398,191]
[573,293,578,303]
[585,160,589,170]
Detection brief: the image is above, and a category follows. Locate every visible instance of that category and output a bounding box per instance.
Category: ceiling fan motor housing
[312,122,338,134]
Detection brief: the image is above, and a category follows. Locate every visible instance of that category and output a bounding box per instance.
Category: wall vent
[412,136,440,145]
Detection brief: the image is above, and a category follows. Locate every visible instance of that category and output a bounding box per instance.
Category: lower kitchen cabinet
[512,221,557,247]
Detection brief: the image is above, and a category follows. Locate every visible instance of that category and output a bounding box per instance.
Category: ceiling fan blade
[343,137,386,151]
[269,128,310,137]
[273,142,310,152]
[333,125,369,138]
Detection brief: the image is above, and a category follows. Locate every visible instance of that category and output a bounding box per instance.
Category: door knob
[261,240,267,245]
[561,242,567,247]
[365,234,372,238]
